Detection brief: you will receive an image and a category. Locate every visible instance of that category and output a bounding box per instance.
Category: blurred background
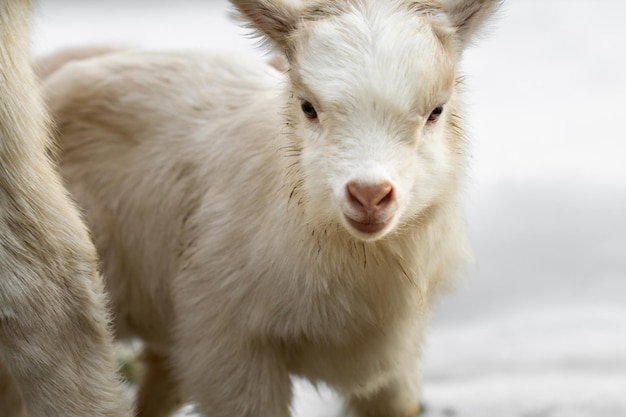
[32,1,626,416]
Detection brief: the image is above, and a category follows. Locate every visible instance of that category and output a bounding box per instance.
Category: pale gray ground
[33,1,626,416]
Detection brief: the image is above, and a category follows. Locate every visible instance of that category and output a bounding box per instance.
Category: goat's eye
[300,100,318,120]
[428,106,444,123]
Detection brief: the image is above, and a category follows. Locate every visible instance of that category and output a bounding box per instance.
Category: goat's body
[44,0,499,415]
[46,48,468,416]
[0,2,133,416]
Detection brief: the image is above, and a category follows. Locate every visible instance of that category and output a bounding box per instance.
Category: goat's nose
[346,181,394,212]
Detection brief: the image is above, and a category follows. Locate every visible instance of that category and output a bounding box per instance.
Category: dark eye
[300,100,318,120]
[428,106,444,122]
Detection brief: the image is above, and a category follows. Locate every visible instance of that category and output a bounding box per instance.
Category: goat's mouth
[343,214,391,236]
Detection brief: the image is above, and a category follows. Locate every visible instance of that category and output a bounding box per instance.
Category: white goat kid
[43,0,500,416]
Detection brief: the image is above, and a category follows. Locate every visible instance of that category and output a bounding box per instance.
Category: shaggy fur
[43,0,500,416]
[34,45,124,81]
[0,2,133,416]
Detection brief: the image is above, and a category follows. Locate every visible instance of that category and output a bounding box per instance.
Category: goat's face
[289,5,458,241]
[231,0,500,241]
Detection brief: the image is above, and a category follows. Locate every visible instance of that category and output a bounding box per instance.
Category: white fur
[43,0,500,416]
[0,2,133,416]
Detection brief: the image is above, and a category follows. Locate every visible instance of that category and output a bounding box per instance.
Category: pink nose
[346,181,394,213]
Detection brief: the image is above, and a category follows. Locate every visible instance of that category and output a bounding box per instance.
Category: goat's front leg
[173,323,292,416]
[345,340,423,417]
[347,371,422,417]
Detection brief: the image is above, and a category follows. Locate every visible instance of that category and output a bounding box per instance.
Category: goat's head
[232,0,501,241]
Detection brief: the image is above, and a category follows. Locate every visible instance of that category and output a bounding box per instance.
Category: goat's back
[44,50,286,344]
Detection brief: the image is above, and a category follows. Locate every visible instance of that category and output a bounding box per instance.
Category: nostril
[378,186,393,208]
[347,186,365,209]
[346,181,394,211]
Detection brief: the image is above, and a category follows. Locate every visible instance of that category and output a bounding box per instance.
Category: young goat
[0,1,133,416]
[43,0,500,415]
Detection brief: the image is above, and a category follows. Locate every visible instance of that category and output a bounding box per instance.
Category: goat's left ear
[441,0,503,50]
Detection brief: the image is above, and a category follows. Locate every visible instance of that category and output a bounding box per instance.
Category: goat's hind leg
[136,348,185,417]
[0,364,27,417]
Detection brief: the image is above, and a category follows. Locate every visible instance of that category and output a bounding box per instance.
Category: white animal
[43,0,500,416]
[0,1,133,416]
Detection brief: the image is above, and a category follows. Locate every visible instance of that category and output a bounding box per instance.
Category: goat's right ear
[230,0,301,51]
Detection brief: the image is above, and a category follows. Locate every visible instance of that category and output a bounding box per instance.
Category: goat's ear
[440,0,502,50]
[230,0,302,51]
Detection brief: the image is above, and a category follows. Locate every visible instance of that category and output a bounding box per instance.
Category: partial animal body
[42,0,500,416]
[0,1,133,417]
